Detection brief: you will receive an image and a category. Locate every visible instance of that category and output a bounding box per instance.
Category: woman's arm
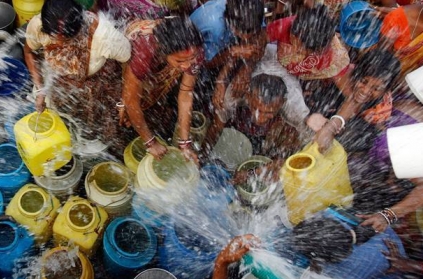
[177,73,198,163]
[24,42,46,112]
[122,65,167,159]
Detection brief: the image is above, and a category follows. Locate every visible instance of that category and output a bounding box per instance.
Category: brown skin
[383,239,423,274]
[212,234,261,279]
[356,100,423,232]
[121,47,199,163]
[314,76,388,153]
[24,42,47,112]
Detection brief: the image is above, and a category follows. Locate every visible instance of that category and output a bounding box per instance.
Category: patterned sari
[397,32,423,78]
[43,12,126,150]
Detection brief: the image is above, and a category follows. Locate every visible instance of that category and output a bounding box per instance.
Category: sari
[267,17,350,80]
[44,12,127,151]
[397,32,423,77]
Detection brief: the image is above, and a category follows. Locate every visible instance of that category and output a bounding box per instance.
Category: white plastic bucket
[387,123,423,179]
[85,161,134,216]
[405,65,423,104]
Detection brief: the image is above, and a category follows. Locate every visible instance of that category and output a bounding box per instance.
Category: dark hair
[250,74,288,104]
[41,0,84,38]
[291,216,353,264]
[352,49,401,90]
[225,0,264,34]
[153,17,203,56]
[291,5,336,52]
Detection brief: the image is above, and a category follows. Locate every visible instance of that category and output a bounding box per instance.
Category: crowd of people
[21,0,423,277]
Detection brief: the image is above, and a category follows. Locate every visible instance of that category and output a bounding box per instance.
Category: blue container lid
[0,57,29,97]
[0,191,3,215]
[340,1,382,48]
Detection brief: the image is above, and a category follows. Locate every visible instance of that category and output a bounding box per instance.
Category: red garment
[267,16,295,44]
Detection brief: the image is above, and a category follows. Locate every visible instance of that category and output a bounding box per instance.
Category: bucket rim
[135,268,177,279]
[285,153,316,172]
[66,201,96,231]
[0,143,25,176]
[89,162,131,196]
[107,217,156,259]
[18,186,47,217]
[27,110,57,136]
[0,220,18,251]
[190,111,207,132]
[41,246,84,278]
[0,3,16,32]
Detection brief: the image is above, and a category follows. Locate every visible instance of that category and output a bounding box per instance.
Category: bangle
[178,138,193,149]
[378,211,391,225]
[383,208,398,223]
[144,136,156,148]
[330,115,346,129]
[215,80,228,84]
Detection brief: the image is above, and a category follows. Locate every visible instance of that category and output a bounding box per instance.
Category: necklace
[411,5,423,39]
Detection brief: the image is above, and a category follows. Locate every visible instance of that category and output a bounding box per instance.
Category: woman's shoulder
[26,14,52,50]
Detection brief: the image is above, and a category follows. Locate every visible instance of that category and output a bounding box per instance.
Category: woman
[121,17,204,162]
[266,5,350,81]
[24,0,132,158]
[314,49,401,154]
[381,3,423,77]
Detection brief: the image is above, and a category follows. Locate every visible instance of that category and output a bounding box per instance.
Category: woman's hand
[216,235,261,266]
[35,94,46,113]
[313,123,335,153]
[358,213,389,233]
[306,113,328,132]
[382,239,422,274]
[180,146,199,165]
[148,141,168,160]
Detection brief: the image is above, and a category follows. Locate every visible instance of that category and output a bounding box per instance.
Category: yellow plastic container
[53,196,109,257]
[124,136,167,173]
[14,110,72,176]
[12,0,44,27]
[41,246,94,279]
[6,183,60,244]
[280,140,353,225]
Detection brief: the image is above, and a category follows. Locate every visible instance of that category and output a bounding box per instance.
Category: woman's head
[248,74,287,125]
[225,0,264,39]
[291,5,336,52]
[41,0,84,38]
[154,17,204,71]
[291,216,354,264]
[352,49,400,103]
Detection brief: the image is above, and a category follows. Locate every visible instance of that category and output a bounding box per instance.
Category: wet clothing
[267,16,350,80]
[125,19,204,138]
[26,12,132,154]
[397,31,423,77]
[190,0,235,61]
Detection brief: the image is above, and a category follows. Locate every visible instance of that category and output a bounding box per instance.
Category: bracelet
[144,136,156,148]
[215,80,228,84]
[378,211,391,225]
[325,119,342,135]
[330,115,346,129]
[178,138,193,149]
[383,208,398,223]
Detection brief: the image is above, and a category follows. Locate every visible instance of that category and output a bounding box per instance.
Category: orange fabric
[361,93,393,125]
[381,7,411,51]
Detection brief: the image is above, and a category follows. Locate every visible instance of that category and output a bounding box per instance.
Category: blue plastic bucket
[0,143,31,201]
[0,57,29,97]
[200,164,235,203]
[0,191,3,215]
[159,222,219,279]
[340,1,381,48]
[132,198,171,229]
[0,216,35,276]
[103,217,157,277]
